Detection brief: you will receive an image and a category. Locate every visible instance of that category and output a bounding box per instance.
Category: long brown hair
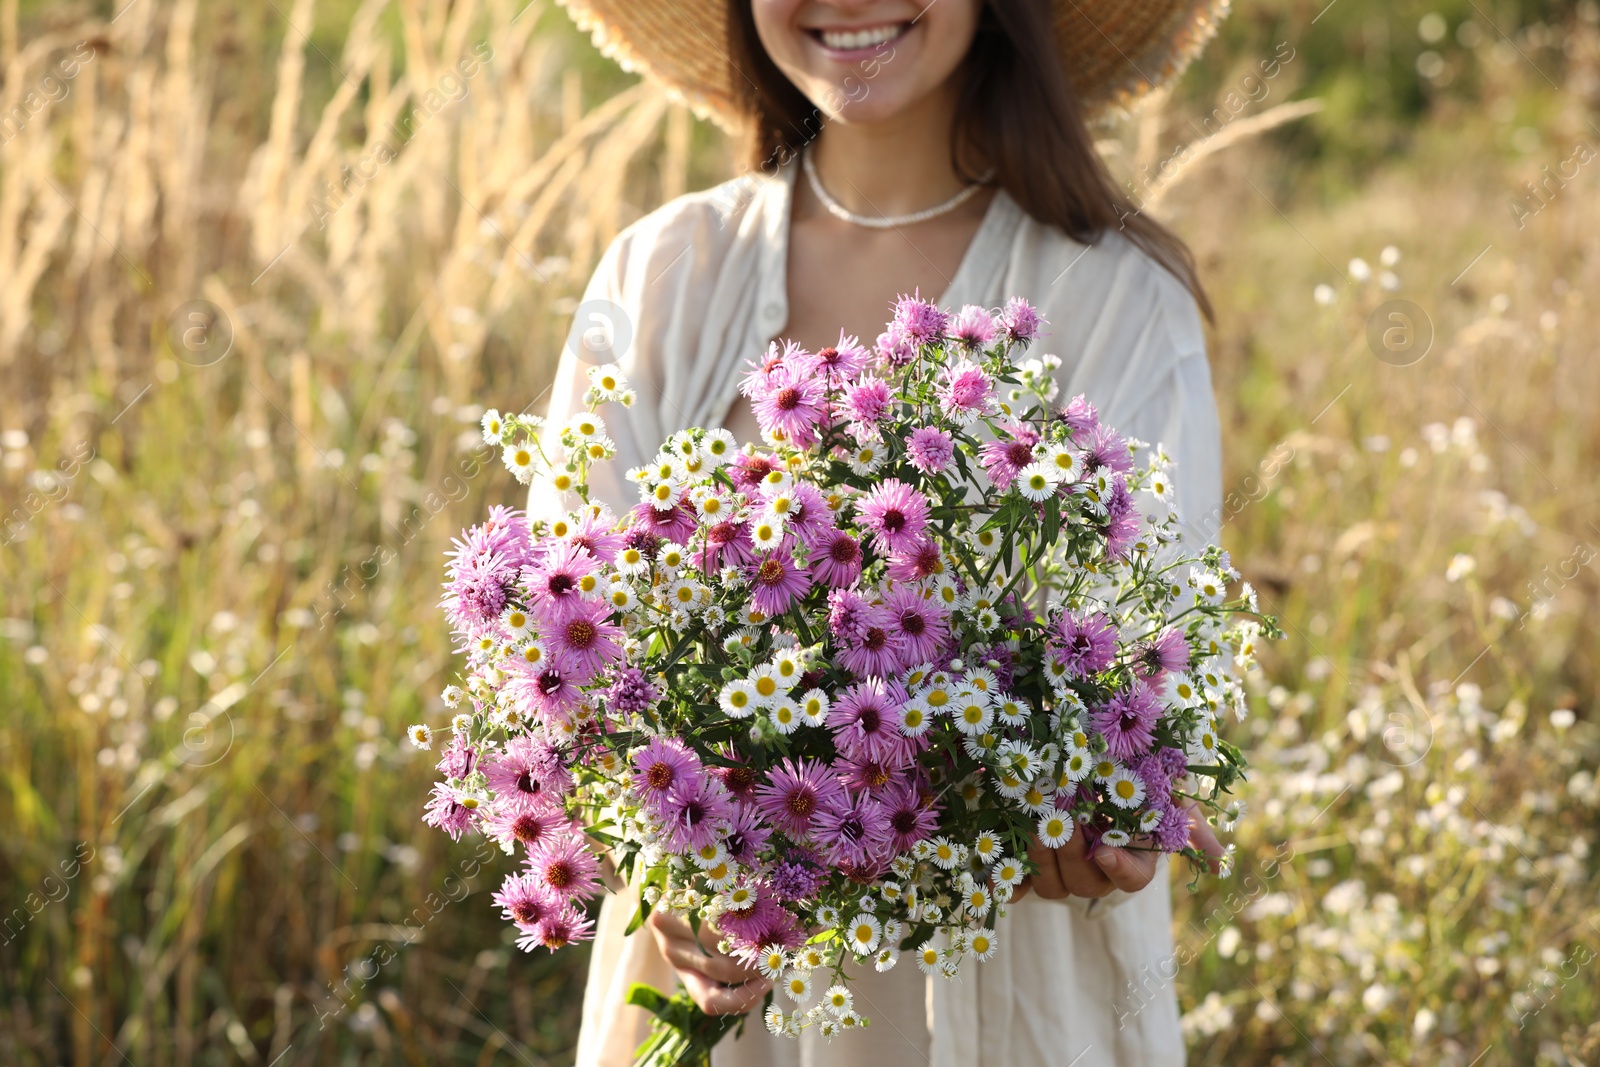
[726,0,1213,322]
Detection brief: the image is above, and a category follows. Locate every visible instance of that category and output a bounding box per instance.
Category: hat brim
[556,0,1231,131]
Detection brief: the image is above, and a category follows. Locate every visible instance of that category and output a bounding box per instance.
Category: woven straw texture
[555,0,1231,130]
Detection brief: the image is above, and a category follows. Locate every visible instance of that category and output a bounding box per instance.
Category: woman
[535,1,1230,1064]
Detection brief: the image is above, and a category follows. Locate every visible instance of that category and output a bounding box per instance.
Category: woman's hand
[1012,802,1225,902]
[645,908,772,1015]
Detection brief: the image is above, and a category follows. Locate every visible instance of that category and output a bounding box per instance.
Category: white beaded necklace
[802,149,992,230]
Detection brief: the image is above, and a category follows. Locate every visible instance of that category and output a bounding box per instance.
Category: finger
[658,936,763,986]
[1185,804,1226,873]
[1010,875,1032,903]
[1093,846,1159,893]
[1053,832,1112,898]
[1026,837,1069,899]
[680,969,771,1016]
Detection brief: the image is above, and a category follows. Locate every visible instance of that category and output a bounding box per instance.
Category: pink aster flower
[695,519,755,573]
[892,293,947,344]
[563,505,626,564]
[835,605,907,680]
[803,332,871,381]
[1152,797,1196,852]
[812,789,893,868]
[435,732,479,779]
[1051,611,1118,679]
[1090,680,1163,761]
[484,736,572,811]
[832,679,912,764]
[629,500,697,544]
[632,736,700,801]
[740,340,797,398]
[1101,476,1140,561]
[493,870,560,929]
[875,322,917,367]
[880,779,939,854]
[503,660,583,719]
[747,545,814,617]
[979,423,1042,490]
[440,550,517,637]
[938,357,995,421]
[1135,627,1191,680]
[525,541,600,619]
[515,902,595,951]
[809,528,862,588]
[855,479,930,553]
[884,538,944,584]
[828,588,872,644]
[1084,424,1133,474]
[785,482,834,546]
[659,772,735,853]
[752,363,828,448]
[754,757,848,838]
[842,375,893,434]
[720,894,805,964]
[722,802,772,865]
[1059,394,1100,436]
[882,585,950,666]
[729,450,783,491]
[1001,296,1044,342]
[906,426,954,475]
[544,598,623,684]
[483,803,568,853]
[526,834,603,901]
[421,782,477,840]
[946,304,998,348]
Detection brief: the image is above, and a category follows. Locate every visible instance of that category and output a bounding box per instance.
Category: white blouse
[534,161,1223,1067]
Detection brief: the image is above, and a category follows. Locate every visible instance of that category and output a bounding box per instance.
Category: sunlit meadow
[1,1,1596,1064]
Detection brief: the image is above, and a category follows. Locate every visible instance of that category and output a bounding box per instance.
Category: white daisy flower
[846,444,884,476]
[606,584,636,612]
[565,412,606,441]
[1101,829,1133,848]
[939,957,962,979]
[657,542,687,572]
[764,1005,786,1036]
[794,945,825,971]
[782,970,812,1002]
[644,479,678,512]
[815,905,840,927]
[897,699,931,736]
[1188,720,1220,765]
[823,984,853,1016]
[1019,780,1056,815]
[748,664,785,705]
[1107,767,1146,809]
[967,929,998,961]
[916,942,942,975]
[719,680,757,719]
[972,526,1002,555]
[703,860,736,889]
[972,831,1002,863]
[770,648,805,684]
[586,364,629,397]
[1017,461,1058,501]
[1140,809,1164,832]
[817,1016,841,1040]
[962,885,992,915]
[441,685,464,708]
[952,693,994,737]
[691,841,728,870]
[871,946,899,972]
[846,914,882,956]
[1045,445,1080,481]
[1189,567,1226,604]
[770,697,801,735]
[930,837,961,870]
[407,723,433,749]
[502,441,538,483]
[615,545,648,575]
[750,518,785,553]
[1037,810,1074,848]
[756,948,789,979]
[798,688,830,726]
[1060,747,1092,784]
[701,428,737,466]
[480,409,506,444]
[992,857,1025,888]
[1092,758,1119,784]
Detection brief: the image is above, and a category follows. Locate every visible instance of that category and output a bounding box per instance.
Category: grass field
[2,1,1597,1064]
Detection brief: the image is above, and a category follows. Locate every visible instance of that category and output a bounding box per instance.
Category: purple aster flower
[622,526,660,562]
[516,901,595,951]
[632,736,699,800]
[754,757,847,838]
[695,519,755,573]
[563,505,626,564]
[842,375,893,434]
[483,803,567,853]
[739,340,793,398]
[752,362,828,449]
[1158,745,1191,781]
[840,755,909,795]
[1136,628,1191,680]
[835,605,907,680]
[527,833,603,901]
[484,736,571,810]
[786,482,833,545]
[906,426,954,474]
[811,789,892,868]
[892,293,947,344]
[720,895,804,962]
[746,544,814,617]
[765,853,829,900]
[809,528,862,588]
[713,758,761,804]
[946,304,998,348]
[827,587,871,644]
[832,679,911,763]
[1084,423,1133,474]
[658,772,735,853]
[722,802,771,865]
[882,584,950,667]
[493,870,559,929]
[729,451,783,492]
[1101,475,1140,561]
[880,779,939,854]
[606,667,659,716]
[543,598,623,684]
[435,732,479,779]
[803,332,871,381]
[630,500,697,544]
[875,322,917,367]
[938,358,994,420]
[1051,611,1118,678]
[1000,296,1044,342]
[1091,680,1163,761]
[855,479,930,553]
[884,538,944,584]
[505,661,582,719]
[422,782,476,840]
[979,423,1041,490]
[1153,798,1195,852]
[440,550,516,636]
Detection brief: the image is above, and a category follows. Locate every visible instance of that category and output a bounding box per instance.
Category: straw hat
[555,0,1231,129]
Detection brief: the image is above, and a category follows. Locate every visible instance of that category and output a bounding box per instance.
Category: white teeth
[818,24,905,51]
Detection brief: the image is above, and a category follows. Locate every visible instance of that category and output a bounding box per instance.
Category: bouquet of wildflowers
[414,296,1276,1064]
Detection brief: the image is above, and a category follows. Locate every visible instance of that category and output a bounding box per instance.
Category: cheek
[750,0,809,68]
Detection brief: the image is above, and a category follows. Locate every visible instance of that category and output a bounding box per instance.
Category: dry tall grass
[1,1,1597,1065]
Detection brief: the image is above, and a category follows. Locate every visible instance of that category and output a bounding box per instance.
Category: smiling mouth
[810,21,911,53]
